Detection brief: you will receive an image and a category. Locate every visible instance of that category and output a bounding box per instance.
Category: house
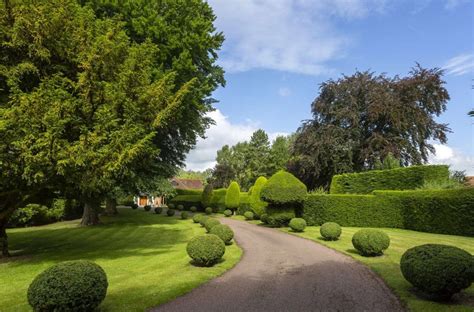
[134,178,204,207]
[465,176,474,187]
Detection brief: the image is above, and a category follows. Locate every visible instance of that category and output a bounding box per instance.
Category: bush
[401,244,474,299]
[224,209,232,217]
[212,206,220,213]
[181,211,189,219]
[205,207,213,215]
[260,170,307,205]
[204,218,220,233]
[166,209,176,217]
[249,176,268,217]
[154,207,163,214]
[193,214,202,224]
[199,216,209,227]
[320,222,341,240]
[144,205,152,212]
[131,203,138,209]
[176,189,203,196]
[210,224,234,245]
[352,229,390,256]
[8,203,64,227]
[201,184,213,207]
[186,234,225,266]
[244,211,254,220]
[209,188,227,210]
[177,204,184,211]
[289,218,306,232]
[330,165,449,194]
[237,192,251,215]
[266,206,295,227]
[167,203,175,209]
[27,261,108,311]
[225,181,240,210]
[190,206,197,212]
[260,213,269,224]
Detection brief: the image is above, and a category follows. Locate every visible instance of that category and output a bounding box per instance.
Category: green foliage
[400,244,474,299]
[352,229,390,256]
[168,203,175,209]
[210,224,234,245]
[177,205,184,211]
[176,189,204,196]
[260,214,269,224]
[224,210,232,217]
[209,188,227,209]
[144,205,152,212]
[237,192,251,215]
[266,206,295,227]
[169,195,202,210]
[260,171,307,205]
[193,214,202,224]
[225,181,241,209]
[244,211,254,220]
[249,176,268,217]
[289,218,306,232]
[27,261,108,311]
[154,207,163,214]
[374,153,401,170]
[8,204,64,228]
[201,184,214,207]
[190,206,197,213]
[205,207,213,215]
[180,211,189,220]
[131,203,138,210]
[199,216,209,227]
[204,219,220,233]
[166,209,176,217]
[330,165,449,194]
[320,222,342,241]
[186,235,225,267]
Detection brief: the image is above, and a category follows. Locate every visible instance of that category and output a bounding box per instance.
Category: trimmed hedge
[261,170,307,205]
[176,189,203,196]
[320,222,341,241]
[237,192,251,215]
[225,181,241,209]
[266,206,295,227]
[204,218,221,233]
[249,176,268,217]
[224,209,232,217]
[209,188,227,210]
[210,224,234,245]
[289,218,306,232]
[303,188,474,236]
[352,229,390,256]
[330,165,449,194]
[186,235,225,266]
[201,184,213,207]
[244,211,254,220]
[169,195,202,210]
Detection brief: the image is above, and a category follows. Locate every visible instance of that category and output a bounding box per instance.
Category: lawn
[279,225,474,312]
[0,208,242,312]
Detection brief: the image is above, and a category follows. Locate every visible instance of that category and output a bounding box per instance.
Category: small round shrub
[177,204,184,211]
[210,224,234,245]
[27,261,108,311]
[352,229,390,256]
[266,207,295,227]
[400,244,474,299]
[289,218,306,232]
[205,207,213,215]
[167,203,175,209]
[224,209,232,217]
[244,211,254,220]
[166,209,176,217]
[212,206,220,213]
[190,206,197,213]
[186,234,225,266]
[154,207,163,214]
[260,213,269,224]
[199,216,209,227]
[144,205,152,212]
[320,222,341,241]
[204,218,221,233]
[181,211,189,220]
[131,203,138,210]
[193,214,202,223]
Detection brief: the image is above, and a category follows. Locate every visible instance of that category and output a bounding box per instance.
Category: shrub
[166,209,176,217]
[224,209,232,217]
[27,261,108,311]
[144,205,152,212]
[190,206,197,212]
[210,224,234,245]
[260,170,307,205]
[289,218,306,232]
[177,204,184,211]
[266,207,295,227]
[201,184,214,207]
[204,218,220,233]
[212,206,220,213]
[8,203,64,227]
[186,234,225,266]
[225,181,240,210]
[401,244,474,299]
[176,189,203,196]
[260,213,269,224]
[205,207,213,215]
[193,214,202,223]
[209,188,227,209]
[244,211,254,220]
[181,211,189,219]
[167,203,175,209]
[237,192,251,215]
[199,216,209,227]
[249,176,268,216]
[352,229,390,256]
[320,222,341,240]
[131,203,138,209]
[330,165,449,194]
[154,207,163,214]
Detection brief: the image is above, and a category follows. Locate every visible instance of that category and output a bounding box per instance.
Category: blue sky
[186,0,474,174]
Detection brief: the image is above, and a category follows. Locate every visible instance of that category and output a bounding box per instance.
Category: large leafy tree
[289,66,450,190]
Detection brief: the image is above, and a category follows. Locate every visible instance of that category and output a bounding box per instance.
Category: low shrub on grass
[167,209,176,217]
[244,211,254,220]
[400,244,474,299]
[181,211,189,220]
[210,224,234,245]
[154,207,163,214]
[27,261,108,311]
[193,214,202,223]
[177,204,184,211]
[352,229,390,256]
[131,203,138,210]
[289,218,306,232]
[205,207,213,215]
[144,205,152,212]
[260,213,269,224]
[190,206,197,212]
[167,203,175,209]
[224,209,232,217]
[320,222,341,241]
[187,234,225,266]
[204,218,220,233]
[266,207,295,227]
[199,216,209,227]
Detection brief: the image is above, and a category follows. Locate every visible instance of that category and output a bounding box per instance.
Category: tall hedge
[225,182,240,210]
[330,165,449,194]
[249,176,268,217]
[303,188,474,236]
[201,184,213,207]
[209,188,227,209]
[176,189,203,196]
[260,170,307,205]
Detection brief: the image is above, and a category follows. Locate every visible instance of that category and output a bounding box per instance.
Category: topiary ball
[144,205,152,211]
[177,204,184,211]
[352,229,390,256]
[400,244,474,299]
[260,213,269,224]
[167,203,175,209]
[154,207,163,214]
[204,218,221,233]
[244,211,254,220]
[193,214,202,224]
[190,206,197,212]
[166,209,176,217]
[27,261,108,311]
[199,216,209,227]
[289,218,306,232]
[131,203,138,210]
[210,224,234,245]
[205,207,213,215]
[186,234,225,266]
[181,211,189,220]
[320,222,341,241]
[224,209,232,217]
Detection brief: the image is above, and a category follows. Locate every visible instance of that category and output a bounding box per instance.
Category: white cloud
[278,87,291,97]
[443,53,474,76]
[207,0,387,75]
[429,144,474,175]
[444,0,470,9]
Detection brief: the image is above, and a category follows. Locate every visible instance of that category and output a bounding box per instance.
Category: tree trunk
[104,197,118,216]
[80,198,100,226]
[0,225,9,258]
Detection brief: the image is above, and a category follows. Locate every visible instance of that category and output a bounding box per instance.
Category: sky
[185,0,474,175]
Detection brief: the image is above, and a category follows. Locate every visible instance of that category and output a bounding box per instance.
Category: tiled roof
[171,178,204,190]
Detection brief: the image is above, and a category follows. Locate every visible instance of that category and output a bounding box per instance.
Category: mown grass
[0,208,241,311]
